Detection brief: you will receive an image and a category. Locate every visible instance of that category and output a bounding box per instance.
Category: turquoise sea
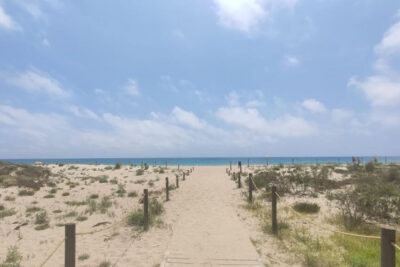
[1,156,400,166]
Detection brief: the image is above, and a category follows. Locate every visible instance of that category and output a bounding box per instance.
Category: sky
[0,0,400,158]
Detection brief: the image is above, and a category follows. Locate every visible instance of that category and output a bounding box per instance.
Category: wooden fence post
[144,189,149,230]
[230,161,232,171]
[238,173,241,188]
[381,228,396,267]
[272,185,277,235]
[248,174,253,203]
[239,161,242,174]
[165,177,169,201]
[65,223,75,267]
[176,174,179,188]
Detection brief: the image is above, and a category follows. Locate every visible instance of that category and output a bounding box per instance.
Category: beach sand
[0,164,269,267]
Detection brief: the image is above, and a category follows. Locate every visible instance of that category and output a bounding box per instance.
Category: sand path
[161,166,262,266]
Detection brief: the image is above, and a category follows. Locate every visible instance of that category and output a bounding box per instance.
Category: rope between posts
[39,215,128,266]
[392,242,400,251]
[273,191,381,240]
[39,238,65,267]
[249,175,261,191]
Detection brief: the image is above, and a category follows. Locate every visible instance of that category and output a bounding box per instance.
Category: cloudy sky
[0,0,400,158]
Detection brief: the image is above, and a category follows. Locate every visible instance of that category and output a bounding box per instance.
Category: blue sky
[0,0,400,158]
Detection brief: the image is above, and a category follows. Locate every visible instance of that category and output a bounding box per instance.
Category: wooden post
[230,161,232,171]
[165,177,169,201]
[228,170,230,176]
[238,173,241,188]
[183,172,186,181]
[248,174,253,203]
[381,228,396,267]
[239,161,242,174]
[65,223,76,267]
[176,174,179,188]
[272,186,277,235]
[143,189,149,230]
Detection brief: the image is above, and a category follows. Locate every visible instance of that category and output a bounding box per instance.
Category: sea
[1,156,400,166]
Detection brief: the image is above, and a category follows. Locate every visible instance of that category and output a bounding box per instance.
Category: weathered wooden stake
[165,177,169,201]
[65,223,76,267]
[239,161,242,174]
[230,161,232,171]
[176,175,179,188]
[381,228,396,267]
[143,189,149,230]
[272,185,277,235]
[183,172,186,181]
[238,173,241,188]
[248,174,253,203]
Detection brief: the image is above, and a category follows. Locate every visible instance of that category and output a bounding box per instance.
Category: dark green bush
[293,202,320,214]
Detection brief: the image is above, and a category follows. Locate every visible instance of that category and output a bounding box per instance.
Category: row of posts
[227,162,397,267]
[64,167,193,267]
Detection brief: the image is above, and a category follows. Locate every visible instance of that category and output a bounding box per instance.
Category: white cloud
[214,0,267,32]
[69,106,100,121]
[213,0,299,33]
[331,108,354,123]
[284,55,300,67]
[302,98,326,113]
[216,106,315,137]
[0,4,19,30]
[8,69,68,97]
[348,75,400,107]
[375,21,400,56]
[171,106,206,129]
[124,79,141,96]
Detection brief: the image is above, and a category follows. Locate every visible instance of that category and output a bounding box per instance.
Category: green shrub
[128,191,138,198]
[26,207,41,213]
[0,246,22,266]
[0,209,16,219]
[293,202,320,214]
[62,192,70,196]
[365,161,375,173]
[98,261,111,267]
[35,211,48,225]
[34,223,49,231]
[43,194,55,198]
[98,175,108,183]
[49,188,57,194]
[65,200,87,206]
[18,189,35,196]
[149,198,164,216]
[136,169,144,176]
[127,209,145,227]
[76,216,88,221]
[89,194,99,199]
[99,196,112,213]
[78,254,90,261]
[114,162,122,170]
[116,184,126,197]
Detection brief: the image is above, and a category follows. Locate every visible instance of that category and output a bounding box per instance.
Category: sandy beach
[1,162,400,266]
